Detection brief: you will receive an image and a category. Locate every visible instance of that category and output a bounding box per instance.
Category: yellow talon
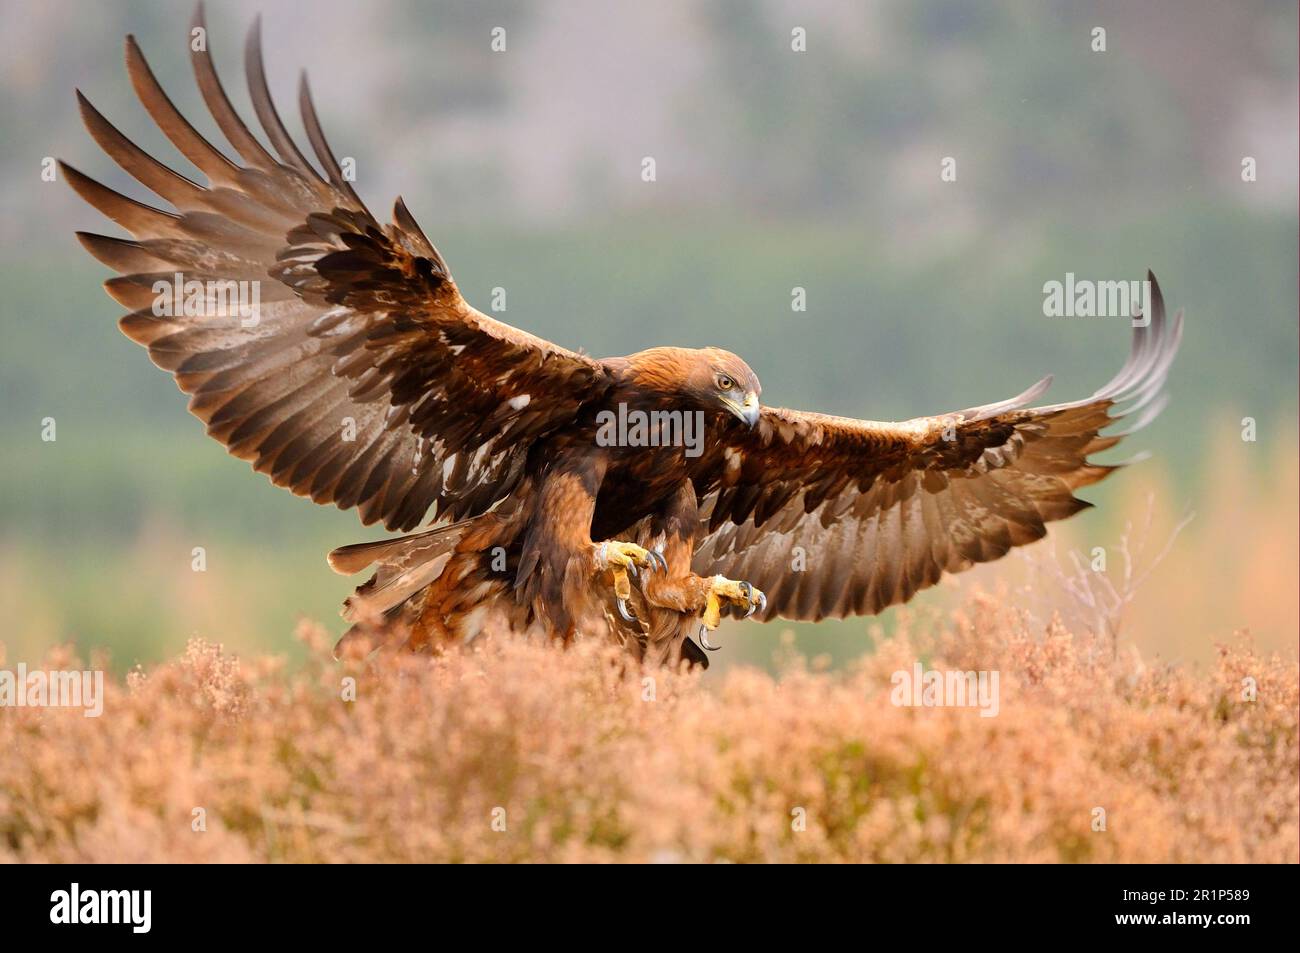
[595,540,667,622]
[596,540,660,573]
[702,589,723,629]
[709,576,765,616]
[612,565,632,602]
[697,576,767,650]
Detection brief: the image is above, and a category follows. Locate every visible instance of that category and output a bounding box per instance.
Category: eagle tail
[326,523,467,575]
[329,522,472,657]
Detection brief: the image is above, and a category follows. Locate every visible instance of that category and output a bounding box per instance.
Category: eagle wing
[692,275,1183,621]
[66,10,611,531]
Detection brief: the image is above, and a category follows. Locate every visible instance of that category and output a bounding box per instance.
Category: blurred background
[1,0,1295,673]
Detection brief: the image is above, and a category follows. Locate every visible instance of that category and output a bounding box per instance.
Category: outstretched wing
[692,274,1183,621]
[66,8,610,531]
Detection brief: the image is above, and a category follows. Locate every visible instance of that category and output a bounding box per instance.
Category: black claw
[627,562,638,579]
[650,550,668,573]
[617,598,638,623]
[757,591,767,616]
[698,624,720,651]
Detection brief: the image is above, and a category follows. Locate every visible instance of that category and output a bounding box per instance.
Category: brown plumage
[67,8,1183,667]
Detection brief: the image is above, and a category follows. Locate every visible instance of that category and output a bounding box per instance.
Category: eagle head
[627,346,762,428]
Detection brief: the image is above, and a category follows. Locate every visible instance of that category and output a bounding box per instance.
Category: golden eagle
[66,9,1182,667]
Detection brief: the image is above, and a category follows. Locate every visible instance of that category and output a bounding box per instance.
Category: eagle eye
[716,375,736,391]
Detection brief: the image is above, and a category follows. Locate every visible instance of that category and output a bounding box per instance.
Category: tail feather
[327,522,465,575]
[330,521,471,657]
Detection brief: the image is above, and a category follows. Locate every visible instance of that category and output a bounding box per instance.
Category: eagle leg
[594,540,666,621]
[697,576,767,651]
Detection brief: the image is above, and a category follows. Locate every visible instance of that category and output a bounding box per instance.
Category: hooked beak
[723,392,760,428]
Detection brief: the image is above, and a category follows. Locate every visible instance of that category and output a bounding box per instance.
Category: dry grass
[2,596,1295,863]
